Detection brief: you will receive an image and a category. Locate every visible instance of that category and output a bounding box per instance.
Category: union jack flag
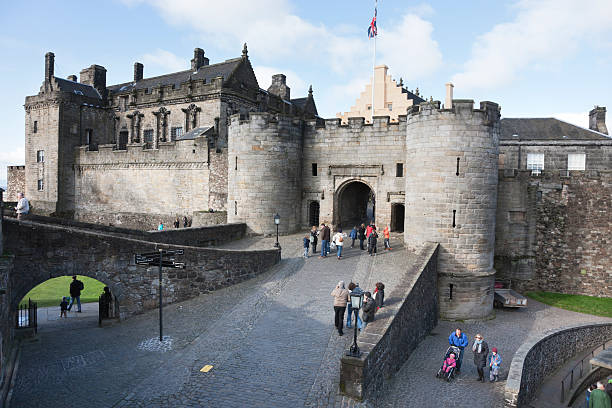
[368,7,377,38]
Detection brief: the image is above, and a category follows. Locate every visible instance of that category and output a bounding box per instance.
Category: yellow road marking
[200,365,213,373]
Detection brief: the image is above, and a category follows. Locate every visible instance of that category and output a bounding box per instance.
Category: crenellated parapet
[405,99,501,320]
[227,112,304,235]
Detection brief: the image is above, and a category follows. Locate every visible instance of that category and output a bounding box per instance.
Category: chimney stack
[191,48,209,71]
[134,62,143,82]
[445,82,454,109]
[589,106,608,135]
[268,74,290,100]
[80,64,107,97]
[67,75,77,82]
[45,52,55,82]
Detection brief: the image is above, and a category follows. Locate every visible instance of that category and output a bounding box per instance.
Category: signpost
[134,249,185,341]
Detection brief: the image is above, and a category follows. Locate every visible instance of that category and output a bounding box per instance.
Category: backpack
[338,235,343,243]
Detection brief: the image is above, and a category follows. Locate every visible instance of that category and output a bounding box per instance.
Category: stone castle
[16,47,612,320]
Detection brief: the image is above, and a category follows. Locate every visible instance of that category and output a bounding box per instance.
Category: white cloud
[141,49,187,74]
[452,0,612,90]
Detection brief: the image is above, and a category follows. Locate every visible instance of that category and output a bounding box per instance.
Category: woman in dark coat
[358,224,366,250]
[361,292,377,328]
[472,333,489,382]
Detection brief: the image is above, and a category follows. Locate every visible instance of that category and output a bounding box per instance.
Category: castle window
[170,127,183,141]
[234,201,238,215]
[37,179,44,191]
[388,103,392,111]
[85,129,93,146]
[526,153,544,175]
[143,129,154,149]
[449,284,453,300]
[396,163,403,177]
[456,157,460,176]
[33,121,38,133]
[367,105,372,111]
[452,210,456,228]
[70,124,78,134]
[312,163,317,176]
[36,150,44,163]
[235,156,238,171]
[567,153,585,171]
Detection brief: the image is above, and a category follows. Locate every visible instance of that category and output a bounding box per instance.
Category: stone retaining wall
[340,243,439,401]
[504,323,612,407]
[3,218,278,318]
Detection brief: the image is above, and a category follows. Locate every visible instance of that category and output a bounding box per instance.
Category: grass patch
[526,291,612,318]
[19,276,106,308]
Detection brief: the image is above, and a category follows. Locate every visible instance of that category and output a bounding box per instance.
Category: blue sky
[1,0,611,187]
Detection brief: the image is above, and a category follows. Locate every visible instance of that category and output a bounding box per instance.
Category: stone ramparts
[3,218,279,318]
[504,323,612,407]
[340,243,439,401]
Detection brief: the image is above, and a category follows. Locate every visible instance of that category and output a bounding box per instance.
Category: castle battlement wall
[405,99,501,320]
[227,112,304,235]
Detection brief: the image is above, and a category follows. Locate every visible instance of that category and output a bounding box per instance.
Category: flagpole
[371,0,377,123]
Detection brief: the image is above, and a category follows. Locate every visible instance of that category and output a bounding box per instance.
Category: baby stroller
[436,345,461,382]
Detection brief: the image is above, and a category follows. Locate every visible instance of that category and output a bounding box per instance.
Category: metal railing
[15,298,37,333]
[560,339,611,403]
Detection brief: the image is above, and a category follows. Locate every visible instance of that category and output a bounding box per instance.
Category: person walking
[15,192,29,220]
[310,226,318,255]
[303,234,310,258]
[346,282,363,330]
[158,221,164,231]
[373,282,385,309]
[331,281,349,336]
[448,328,469,374]
[368,229,378,256]
[472,333,489,382]
[332,228,346,259]
[589,381,611,408]
[358,224,366,250]
[183,216,189,228]
[489,347,502,382]
[349,226,358,248]
[320,223,330,258]
[173,217,180,228]
[383,225,391,250]
[68,275,84,312]
[324,224,331,255]
[361,292,376,329]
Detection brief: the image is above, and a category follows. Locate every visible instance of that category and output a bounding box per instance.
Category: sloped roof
[402,88,426,105]
[55,77,101,99]
[500,118,610,141]
[107,58,243,94]
[175,126,214,141]
[291,97,307,109]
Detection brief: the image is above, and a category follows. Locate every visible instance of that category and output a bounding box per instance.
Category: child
[303,235,310,258]
[489,347,502,382]
[443,352,457,374]
[60,296,69,318]
[349,226,358,248]
[373,282,385,309]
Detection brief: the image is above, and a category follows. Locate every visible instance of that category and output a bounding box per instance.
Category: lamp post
[347,290,364,357]
[274,213,281,249]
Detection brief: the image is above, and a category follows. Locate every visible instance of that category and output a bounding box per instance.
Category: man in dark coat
[320,223,331,258]
[472,333,489,382]
[361,292,377,328]
[68,275,85,312]
[358,224,366,250]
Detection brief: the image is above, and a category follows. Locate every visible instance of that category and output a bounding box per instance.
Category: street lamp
[346,290,364,357]
[274,213,281,249]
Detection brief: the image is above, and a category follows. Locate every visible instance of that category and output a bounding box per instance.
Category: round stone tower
[404,100,501,320]
[227,112,303,235]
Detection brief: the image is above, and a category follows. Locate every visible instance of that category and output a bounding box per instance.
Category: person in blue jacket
[448,328,469,373]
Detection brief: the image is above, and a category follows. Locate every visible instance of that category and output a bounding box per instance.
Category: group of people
[158,216,191,230]
[447,328,502,382]
[586,379,612,408]
[330,281,385,336]
[303,221,392,260]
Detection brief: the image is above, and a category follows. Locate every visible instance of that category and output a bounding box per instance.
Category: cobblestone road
[12,233,410,408]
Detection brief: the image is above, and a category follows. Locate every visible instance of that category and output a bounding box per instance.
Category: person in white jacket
[332,228,347,259]
[15,192,29,220]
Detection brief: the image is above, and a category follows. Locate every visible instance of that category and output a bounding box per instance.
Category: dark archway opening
[308,201,320,227]
[338,182,374,229]
[391,203,405,232]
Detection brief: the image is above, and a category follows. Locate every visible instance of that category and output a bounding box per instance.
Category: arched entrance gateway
[334,180,375,229]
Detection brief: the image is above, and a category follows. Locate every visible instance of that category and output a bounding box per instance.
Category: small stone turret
[190,48,209,71]
[227,112,303,235]
[589,106,608,135]
[133,62,143,82]
[405,99,501,320]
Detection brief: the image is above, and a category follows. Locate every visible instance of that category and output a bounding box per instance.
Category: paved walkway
[12,232,412,408]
